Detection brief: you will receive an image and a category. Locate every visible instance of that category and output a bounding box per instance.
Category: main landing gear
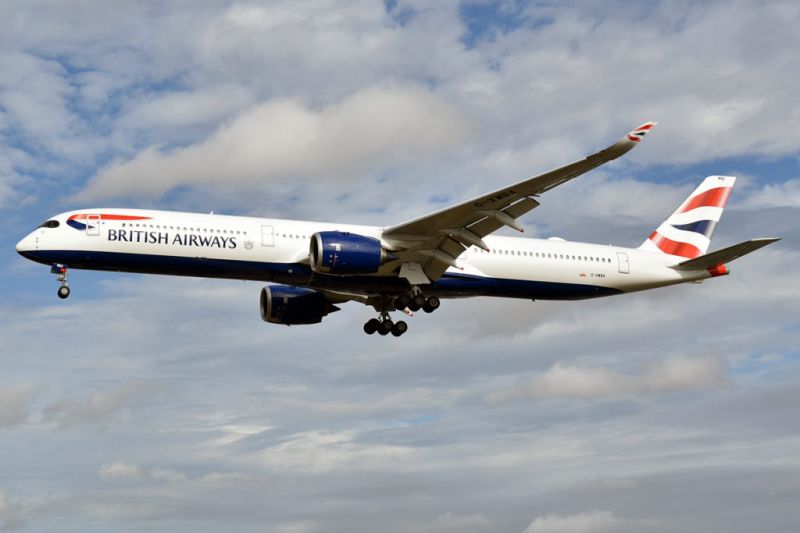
[51,264,71,299]
[362,294,441,337]
[363,315,408,337]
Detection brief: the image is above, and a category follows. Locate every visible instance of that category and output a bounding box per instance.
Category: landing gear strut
[51,264,70,299]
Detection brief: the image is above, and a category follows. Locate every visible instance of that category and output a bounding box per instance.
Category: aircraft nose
[16,234,34,255]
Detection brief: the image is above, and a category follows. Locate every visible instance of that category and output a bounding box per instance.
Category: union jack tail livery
[626,122,657,143]
[639,175,735,259]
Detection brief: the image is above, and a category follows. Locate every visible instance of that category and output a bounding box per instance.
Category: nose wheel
[51,264,70,299]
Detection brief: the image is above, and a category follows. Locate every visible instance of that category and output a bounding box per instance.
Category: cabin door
[617,252,630,274]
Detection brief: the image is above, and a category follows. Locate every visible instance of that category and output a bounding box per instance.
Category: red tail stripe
[627,134,641,142]
[649,231,702,258]
[679,187,732,213]
[636,123,653,130]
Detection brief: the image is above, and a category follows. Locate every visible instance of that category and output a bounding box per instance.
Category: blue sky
[2,1,800,532]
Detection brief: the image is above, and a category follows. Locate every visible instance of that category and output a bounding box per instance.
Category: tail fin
[639,175,735,259]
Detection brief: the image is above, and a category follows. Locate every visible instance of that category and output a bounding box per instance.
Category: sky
[1,0,800,531]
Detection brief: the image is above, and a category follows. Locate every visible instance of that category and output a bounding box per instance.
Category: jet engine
[309,231,390,275]
[260,285,339,325]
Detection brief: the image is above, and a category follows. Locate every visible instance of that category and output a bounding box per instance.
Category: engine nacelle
[260,285,338,325]
[309,231,389,274]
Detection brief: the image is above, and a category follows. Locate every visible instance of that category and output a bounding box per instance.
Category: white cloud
[98,462,142,480]
[489,356,727,402]
[742,178,800,208]
[523,510,645,533]
[0,383,35,429]
[258,430,415,472]
[117,85,256,132]
[79,85,470,199]
[43,381,158,426]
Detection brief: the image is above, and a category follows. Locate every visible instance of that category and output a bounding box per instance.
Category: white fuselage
[16,208,711,300]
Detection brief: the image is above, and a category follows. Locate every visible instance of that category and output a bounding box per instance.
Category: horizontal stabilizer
[671,238,780,271]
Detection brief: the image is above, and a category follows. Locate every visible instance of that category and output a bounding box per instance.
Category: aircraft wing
[381,122,657,281]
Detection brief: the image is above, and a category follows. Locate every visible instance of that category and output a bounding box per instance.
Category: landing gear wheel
[423,296,440,313]
[363,318,380,335]
[393,294,411,310]
[391,320,408,337]
[57,286,71,299]
[378,319,394,336]
[409,294,425,312]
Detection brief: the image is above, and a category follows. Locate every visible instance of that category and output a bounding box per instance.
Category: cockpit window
[39,220,60,228]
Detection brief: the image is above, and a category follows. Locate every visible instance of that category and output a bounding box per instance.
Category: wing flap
[466,197,540,239]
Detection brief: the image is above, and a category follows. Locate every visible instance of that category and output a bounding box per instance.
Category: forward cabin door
[617,251,630,274]
[86,214,101,236]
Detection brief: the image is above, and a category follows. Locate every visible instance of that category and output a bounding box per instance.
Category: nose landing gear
[51,264,70,299]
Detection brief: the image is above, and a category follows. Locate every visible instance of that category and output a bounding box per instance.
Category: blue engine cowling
[309,231,389,274]
[260,285,339,325]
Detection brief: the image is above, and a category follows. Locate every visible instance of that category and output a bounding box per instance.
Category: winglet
[626,122,658,143]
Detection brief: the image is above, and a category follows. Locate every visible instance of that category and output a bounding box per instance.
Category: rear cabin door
[617,251,630,274]
[261,225,274,247]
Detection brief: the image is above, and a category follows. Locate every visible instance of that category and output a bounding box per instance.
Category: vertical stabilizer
[639,175,735,258]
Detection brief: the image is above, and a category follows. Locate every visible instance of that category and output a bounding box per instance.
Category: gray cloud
[0,383,35,429]
[0,490,28,531]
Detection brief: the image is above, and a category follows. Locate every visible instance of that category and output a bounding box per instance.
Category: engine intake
[260,285,339,325]
[309,231,389,274]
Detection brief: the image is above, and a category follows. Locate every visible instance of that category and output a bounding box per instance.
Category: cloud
[258,430,415,472]
[2,2,800,532]
[742,178,800,208]
[0,383,35,429]
[98,462,142,481]
[79,85,470,200]
[434,511,491,530]
[489,356,727,402]
[147,468,188,483]
[0,490,28,531]
[523,510,647,533]
[42,381,158,427]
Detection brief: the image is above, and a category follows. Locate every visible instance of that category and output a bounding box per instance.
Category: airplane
[16,122,779,336]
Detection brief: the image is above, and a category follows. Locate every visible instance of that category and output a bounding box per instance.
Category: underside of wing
[381,122,657,281]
